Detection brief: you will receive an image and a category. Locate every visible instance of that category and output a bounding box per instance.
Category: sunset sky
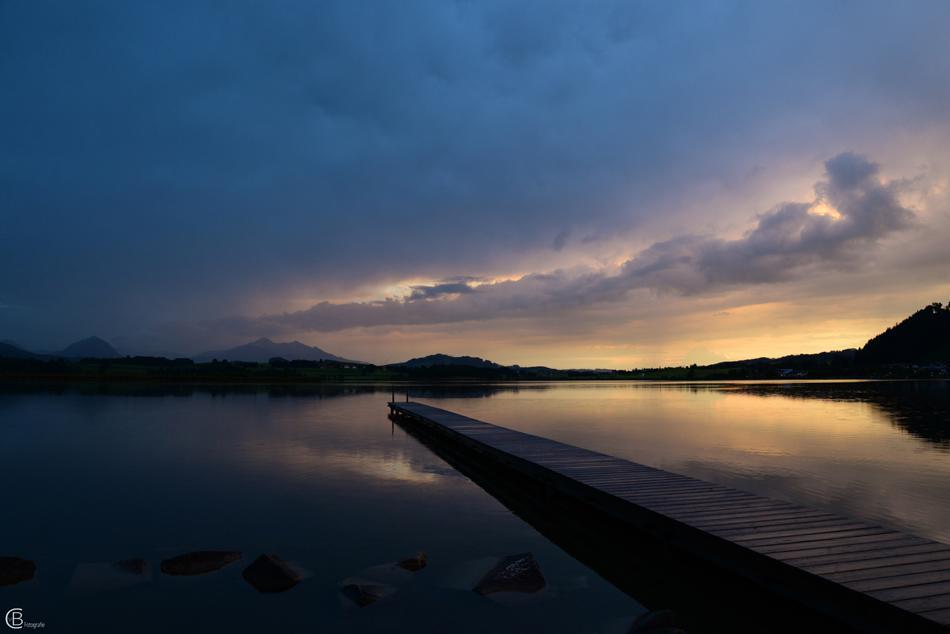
[3,1,950,367]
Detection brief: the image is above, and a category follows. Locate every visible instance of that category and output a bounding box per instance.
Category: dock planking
[389,400,950,632]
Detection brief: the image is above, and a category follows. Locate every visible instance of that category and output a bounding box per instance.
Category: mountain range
[0,342,38,360]
[1,302,948,372]
[0,336,121,360]
[0,335,356,364]
[59,336,121,358]
[192,337,357,363]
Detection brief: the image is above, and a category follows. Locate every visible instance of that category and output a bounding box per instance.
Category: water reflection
[0,382,379,399]
[0,385,640,633]
[727,381,950,448]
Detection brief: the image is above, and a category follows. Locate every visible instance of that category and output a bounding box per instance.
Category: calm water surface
[2,380,949,632]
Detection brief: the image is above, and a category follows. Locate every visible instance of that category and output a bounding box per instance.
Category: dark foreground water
[2,380,949,632]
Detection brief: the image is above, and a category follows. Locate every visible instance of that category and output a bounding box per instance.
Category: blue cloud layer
[1,1,949,349]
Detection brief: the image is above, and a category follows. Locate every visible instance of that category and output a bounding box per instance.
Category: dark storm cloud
[409,281,476,301]
[2,1,950,350]
[202,269,596,336]
[217,153,915,334]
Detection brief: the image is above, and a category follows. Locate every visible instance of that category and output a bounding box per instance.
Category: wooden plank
[804,547,950,575]
[573,473,693,487]
[662,503,801,521]
[695,511,839,531]
[584,479,706,493]
[662,503,791,520]
[871,579,950,602]
[828,557,950,584]
[684,508,830,527]
[550,457,653,467]
[603,487,733,500]
[738,527,893,548]
[848,570,950,593]
[716,520,871,541]
[556,461,681,474]
[628,490,756,504]
[894,595,950,615]
[919,608,950,625]
[763,536,932,561]
[754,531,909,556]
[590,478,710,491]
[787,542,950,568]
[592,476,716,495]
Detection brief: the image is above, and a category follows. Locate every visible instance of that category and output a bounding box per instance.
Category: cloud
[619,153,915,293]
[199,153,916,339]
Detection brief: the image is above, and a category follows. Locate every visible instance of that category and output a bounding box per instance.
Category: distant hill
[392,354,502,369]
[857,303,950,364]
[0,342,41,359]
[708,349,857,369]
[193,338,356,363]
[58,336,120,358]
[631,302,949,380]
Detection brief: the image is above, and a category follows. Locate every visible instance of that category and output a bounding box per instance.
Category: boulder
[473,552,545,595]
[340,581,396,607]
[242,554,301,593]
[160,551,241,576]
[113,558,149,576]
[397,551,427,572]
[0,557,35,586]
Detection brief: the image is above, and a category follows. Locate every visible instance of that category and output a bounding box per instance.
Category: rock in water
[473,552,545,595]
[397,551,427,572]
[340,581,396,607]
[0,557,36,586]
[160,551,241,576]
[242,554,301,593]
[113,558,149,576]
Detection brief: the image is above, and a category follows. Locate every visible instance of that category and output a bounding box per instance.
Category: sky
[3,0,950,367]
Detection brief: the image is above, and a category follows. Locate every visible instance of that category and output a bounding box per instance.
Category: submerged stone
[340,581,395,607]
[396,551,427,572]
[160,551,241,576]
[0,557,36,586]
[69,560,152,595]
[242,554,301,593]
[473,552,545,595]
[113,558,149,576]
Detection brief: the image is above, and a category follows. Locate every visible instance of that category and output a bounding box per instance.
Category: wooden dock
[389,401,950,632]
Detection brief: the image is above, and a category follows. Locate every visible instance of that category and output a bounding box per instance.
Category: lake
[2,380,949,632]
